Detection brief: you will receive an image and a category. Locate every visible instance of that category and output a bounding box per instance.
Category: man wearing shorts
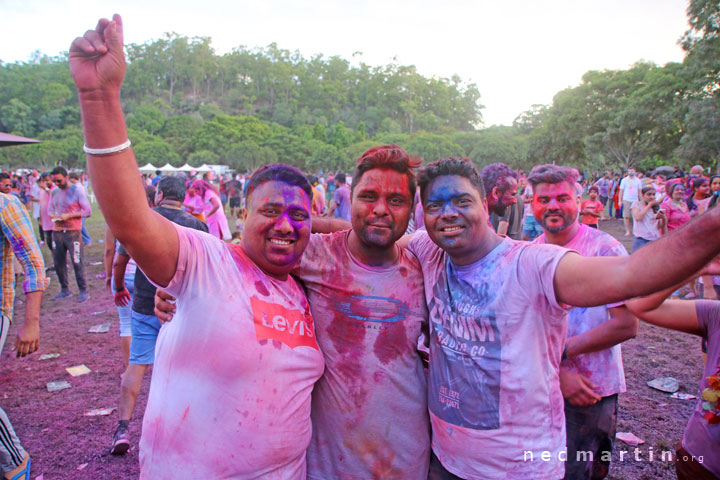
[110,176,208,455]
[530,165,638,480]
[619,168,642,236]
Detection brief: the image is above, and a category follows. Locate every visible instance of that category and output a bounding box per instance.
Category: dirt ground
[2,214,705,479]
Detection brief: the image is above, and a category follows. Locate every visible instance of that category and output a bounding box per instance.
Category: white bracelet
[83,139,132,156]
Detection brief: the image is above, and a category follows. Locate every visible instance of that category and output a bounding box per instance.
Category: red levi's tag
[250,297,319,350]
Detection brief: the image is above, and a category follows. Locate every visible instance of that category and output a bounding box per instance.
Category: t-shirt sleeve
[407,230,439,265]
[695,300,720,341]
[156,223,229,299]
[518,243,572,315]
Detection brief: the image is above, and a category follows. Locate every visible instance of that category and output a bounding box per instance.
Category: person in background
[708,175,720,210]
[189,180,231,240]
[688,176,711,218]
[521,182,543,241]
[307,175,326,216]
[619,168,643,236]
[626,268,720,480]
[580,186,603,229]
[662,183,691,232]
[69,171,92,246]
[0,173,12,195]
[104,225,135,369]
[480,163,519,225]
[0,191,47,480]
[48,166,92,302]
[327,173,351,221]
[593,172,611,220]
[110,176,207,455]
[631,186,667,252]
[26,173,43,241]
[37,173,55,258]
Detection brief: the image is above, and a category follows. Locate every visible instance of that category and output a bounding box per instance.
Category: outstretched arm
[554,207,720,307]
[625,285,701,336]
[69,14,177,286]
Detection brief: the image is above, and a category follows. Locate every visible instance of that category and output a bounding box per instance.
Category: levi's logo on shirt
[250,297,319,350]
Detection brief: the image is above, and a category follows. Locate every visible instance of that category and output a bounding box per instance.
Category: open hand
[69,14,126,93]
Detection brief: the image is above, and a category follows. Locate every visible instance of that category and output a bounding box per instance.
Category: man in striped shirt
[0,192,47,480]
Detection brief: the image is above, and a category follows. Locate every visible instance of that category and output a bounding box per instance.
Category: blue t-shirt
[332,185,351,221]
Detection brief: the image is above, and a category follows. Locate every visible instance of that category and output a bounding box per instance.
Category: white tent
[159,163,178,172]
[138,163,157,172]
[176,163,194,172]
[195,164,212,172]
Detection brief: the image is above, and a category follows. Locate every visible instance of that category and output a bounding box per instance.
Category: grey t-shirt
[118,206,208,315]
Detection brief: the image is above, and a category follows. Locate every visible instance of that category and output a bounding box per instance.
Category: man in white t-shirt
[618,168,642,236]
[70,17,324,478]
[403,157,720,480]
[530,164,638,480]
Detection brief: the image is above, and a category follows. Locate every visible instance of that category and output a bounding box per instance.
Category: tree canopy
[1,0,718,173]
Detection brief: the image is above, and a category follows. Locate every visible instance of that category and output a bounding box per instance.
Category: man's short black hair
[245,164,313,203]
[0,172,10,180]
[335,173,346,184]
[417,157,485,204]
[50,166,68,177]
[39,173,51,180]
[157,176,186,201]
[68,171,80,180]
[155,170,162,176]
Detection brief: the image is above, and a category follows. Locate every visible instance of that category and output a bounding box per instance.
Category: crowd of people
[1,13,720,480]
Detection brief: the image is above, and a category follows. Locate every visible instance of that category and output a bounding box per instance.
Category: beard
[541,211,574,234]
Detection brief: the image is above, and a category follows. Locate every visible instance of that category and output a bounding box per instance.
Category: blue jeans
[632,236,652,252]
[81,218,91,245]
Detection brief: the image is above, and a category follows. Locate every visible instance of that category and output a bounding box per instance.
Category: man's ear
[241,207,248,221]
[491,186,501,201]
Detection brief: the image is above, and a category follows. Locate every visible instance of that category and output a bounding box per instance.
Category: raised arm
[69,14,177,286]
[555,207,720,307]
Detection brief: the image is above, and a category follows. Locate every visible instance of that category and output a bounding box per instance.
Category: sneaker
[51,290,72,300]
[110,424,130,455]
[77,291,90,303]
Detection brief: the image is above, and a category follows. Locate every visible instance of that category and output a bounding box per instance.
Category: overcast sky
[0,0,690,126]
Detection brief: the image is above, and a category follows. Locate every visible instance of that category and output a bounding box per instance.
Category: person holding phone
[631,186,666,252]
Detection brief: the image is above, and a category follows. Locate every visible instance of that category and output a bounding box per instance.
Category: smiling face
[241,181,312,277]
[532,181,579,234]
[423,175,488,263]
[351,168,412,249]
[671,184,685,201]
